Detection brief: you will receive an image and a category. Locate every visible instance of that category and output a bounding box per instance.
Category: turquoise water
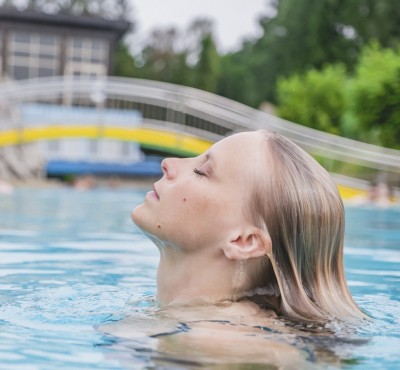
[0,187,399,369]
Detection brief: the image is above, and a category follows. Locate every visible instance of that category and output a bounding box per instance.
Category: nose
[161,157,179,180]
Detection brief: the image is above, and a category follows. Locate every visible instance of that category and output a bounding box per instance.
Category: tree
[113,42,137,78]
[340,0,400,49]
[250,0,361,105]
[222,0,400,107]
[120,18,219,90]
[134,27,191,85]
[184,18,214,65]
[193,33,220,92]
[216,41,260,107]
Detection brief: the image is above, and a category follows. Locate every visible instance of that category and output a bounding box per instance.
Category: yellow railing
[0,125,212,157]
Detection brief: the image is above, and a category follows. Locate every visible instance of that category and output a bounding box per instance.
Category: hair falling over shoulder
[247,130,368,323]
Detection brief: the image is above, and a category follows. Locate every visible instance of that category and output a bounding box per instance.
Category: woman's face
[131,131,265,253]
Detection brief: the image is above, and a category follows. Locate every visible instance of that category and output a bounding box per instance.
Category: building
[0,8,130,80]
[0,9,158,179]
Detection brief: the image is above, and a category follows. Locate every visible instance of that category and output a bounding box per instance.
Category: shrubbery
[277,65,347,135]
[276,43,400,148]
[348,44,400,148]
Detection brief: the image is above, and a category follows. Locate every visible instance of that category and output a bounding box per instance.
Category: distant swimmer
[72,175,97,191]
[349,180,393,208]
[0,179,14,195]
[368,181,392,208]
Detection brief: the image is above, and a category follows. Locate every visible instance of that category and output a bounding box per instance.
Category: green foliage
[193,33,220,93]
[216,41,261,108]
[341,0,400,50]
[114,20,221,90]
[277,65,347,134]
[226,0,400,105]
[113,42,137,78]
[246,0,359,105]
[276,43,400,148]
[115,27,193,86]
[348,44,400,148]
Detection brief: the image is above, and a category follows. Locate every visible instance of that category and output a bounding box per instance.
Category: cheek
[176,190,219,216]
[175,193,231,235]
[162,193,202,224]
[159,192,224,244]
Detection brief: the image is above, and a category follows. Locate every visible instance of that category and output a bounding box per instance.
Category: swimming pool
[0,187,399,369]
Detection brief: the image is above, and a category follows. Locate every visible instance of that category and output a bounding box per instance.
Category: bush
[276,65,347,135]
[347,43,400,148]
[276,43,400,148]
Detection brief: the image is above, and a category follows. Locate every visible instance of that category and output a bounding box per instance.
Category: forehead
[210,131,264,176]
[212,131,263,154]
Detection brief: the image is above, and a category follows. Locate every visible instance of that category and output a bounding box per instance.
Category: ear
[222,228,272,261]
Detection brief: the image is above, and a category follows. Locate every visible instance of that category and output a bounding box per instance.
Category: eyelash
[193,168,206,177]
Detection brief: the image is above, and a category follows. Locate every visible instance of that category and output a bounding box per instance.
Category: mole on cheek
[182,198,187,202]
[157,224,162,229]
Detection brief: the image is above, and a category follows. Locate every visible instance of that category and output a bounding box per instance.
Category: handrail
[0,76,399,173]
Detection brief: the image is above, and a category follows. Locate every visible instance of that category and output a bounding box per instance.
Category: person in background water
[0,179,14,195]
[349,177,394,208]
[131,130,366,323]
[367,180,391,208]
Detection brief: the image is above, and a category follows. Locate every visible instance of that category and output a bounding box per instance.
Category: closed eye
[193,168,206,177]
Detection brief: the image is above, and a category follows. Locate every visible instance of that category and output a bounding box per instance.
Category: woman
[131,130,365,323]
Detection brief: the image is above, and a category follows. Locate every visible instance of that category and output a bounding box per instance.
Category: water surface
[0,187,399,369]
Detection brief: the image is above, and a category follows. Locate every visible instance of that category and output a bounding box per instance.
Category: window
[65,36,109,77]
[13,65,29,80]
[9,31,60,80]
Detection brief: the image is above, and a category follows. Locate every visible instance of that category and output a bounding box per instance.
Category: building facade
[0,8,130,81]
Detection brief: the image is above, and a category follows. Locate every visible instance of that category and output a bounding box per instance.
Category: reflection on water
[0,188,399,369]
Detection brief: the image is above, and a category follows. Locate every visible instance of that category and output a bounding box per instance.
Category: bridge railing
[0,76,399,185]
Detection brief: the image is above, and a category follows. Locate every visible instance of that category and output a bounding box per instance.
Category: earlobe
[222,229,272,261]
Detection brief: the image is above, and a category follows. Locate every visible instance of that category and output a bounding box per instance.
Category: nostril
[161,158,174,179]
[161,159,168,177]
[161,158,177,179]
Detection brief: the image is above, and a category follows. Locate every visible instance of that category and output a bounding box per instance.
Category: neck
[156,246,245,306]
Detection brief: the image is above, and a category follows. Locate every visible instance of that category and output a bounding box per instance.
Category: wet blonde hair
[248,130,365,322]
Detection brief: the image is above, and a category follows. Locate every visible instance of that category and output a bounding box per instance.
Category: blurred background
[0,4,399,369]
[0,0,399,201]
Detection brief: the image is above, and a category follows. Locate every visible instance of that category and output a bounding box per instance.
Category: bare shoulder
[99,301,329,369]
[157,304,312,370]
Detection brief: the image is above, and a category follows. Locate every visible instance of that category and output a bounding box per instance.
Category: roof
[0,8,131,38]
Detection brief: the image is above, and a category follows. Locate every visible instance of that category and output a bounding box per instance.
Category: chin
[131,206,154,236]
[131,204,143,225]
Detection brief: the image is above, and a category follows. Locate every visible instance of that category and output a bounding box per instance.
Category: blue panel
[46,158,163,177]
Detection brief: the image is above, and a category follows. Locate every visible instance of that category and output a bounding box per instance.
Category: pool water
[0,187,399,369]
